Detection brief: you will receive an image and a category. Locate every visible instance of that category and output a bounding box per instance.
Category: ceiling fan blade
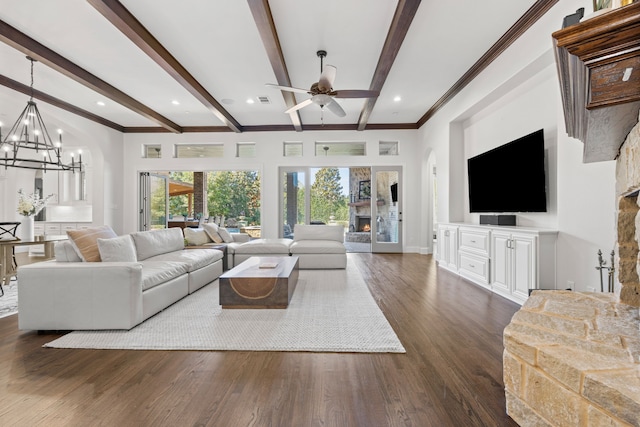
[265,83,310,95]
[324,99,346,117]
[284,98,313,114]
[332,89,380,98]
[318,65,337,92]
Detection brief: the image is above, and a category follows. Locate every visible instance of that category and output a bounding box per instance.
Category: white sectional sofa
[18,227,224,331]
[227,224,346,269]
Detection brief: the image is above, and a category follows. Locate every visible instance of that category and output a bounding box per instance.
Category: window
[283,142,303,157]
[175,144,223,158]
[236,142,256,158]
[315,142,366,156]
[144,144,162,158]
[379,141,399,156]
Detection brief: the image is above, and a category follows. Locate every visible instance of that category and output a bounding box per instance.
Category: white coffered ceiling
[0,0,554,134]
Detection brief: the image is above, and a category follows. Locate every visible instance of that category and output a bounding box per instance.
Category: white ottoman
[227,238,293,267]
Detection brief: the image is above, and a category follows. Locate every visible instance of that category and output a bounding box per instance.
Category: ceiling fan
[266,50,380,117]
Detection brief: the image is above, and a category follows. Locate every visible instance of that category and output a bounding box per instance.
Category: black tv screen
[467,129,547,213]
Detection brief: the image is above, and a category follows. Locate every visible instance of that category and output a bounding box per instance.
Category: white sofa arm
[231,233,251,243]
[18,261,144,331]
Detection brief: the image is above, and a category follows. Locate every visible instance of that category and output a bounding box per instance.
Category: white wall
[121,129,423,251]
[420,0,617,292]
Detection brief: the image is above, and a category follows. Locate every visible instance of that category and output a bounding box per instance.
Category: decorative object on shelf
[358,180,371,200]
[0,57,82,173]
[593,0,612,11]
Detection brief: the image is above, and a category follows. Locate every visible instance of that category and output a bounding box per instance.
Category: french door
[139,172,168,231]
[371,166,402,253]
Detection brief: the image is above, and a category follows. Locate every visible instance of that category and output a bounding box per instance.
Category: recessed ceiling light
[246,98,255,104]
[96,101,105,106]
[393,96,402,102]
[171,100,180,105]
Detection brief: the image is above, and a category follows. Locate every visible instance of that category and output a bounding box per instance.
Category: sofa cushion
[217,227,234,243]
[97,235,137,262]
[233,238,292,254]
[289,240,346,254]
[131,228,184,261]
[67,225,118,262]
[139,261,189,291]
[202,223,224,243]
[183,227,212,246]
[146,248,223,272]
[54,240,82,262]
[293,224,344,242]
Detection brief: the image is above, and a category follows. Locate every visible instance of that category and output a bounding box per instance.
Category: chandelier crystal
[0,57,82,173]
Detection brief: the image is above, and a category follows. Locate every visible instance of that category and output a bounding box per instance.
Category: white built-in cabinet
[34,222,93,236]
[436,224,458,272]
[436,223,557,305]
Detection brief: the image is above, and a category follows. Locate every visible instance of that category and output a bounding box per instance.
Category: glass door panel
[371,166,402,253]
[281,169,306,238]
[139,172,168,231]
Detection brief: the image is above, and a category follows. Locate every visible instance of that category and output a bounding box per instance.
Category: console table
[0,235,67,287]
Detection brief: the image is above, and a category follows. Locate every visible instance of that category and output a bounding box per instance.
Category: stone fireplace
[503,114,640,426]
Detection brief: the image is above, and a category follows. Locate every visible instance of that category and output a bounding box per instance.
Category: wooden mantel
[552,3,640,163]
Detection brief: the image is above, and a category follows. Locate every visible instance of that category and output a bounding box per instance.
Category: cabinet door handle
[470,240,476,243]
[469,264,475,268]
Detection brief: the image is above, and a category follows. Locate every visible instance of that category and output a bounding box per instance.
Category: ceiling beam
[247,0,303,132]
[416,0,559,128]
[0,74,125,132]
[0,19,182,133]
[88,0,243,133]
[357,0,422,131]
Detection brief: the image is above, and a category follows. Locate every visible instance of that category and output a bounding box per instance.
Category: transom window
[175,144,224,158]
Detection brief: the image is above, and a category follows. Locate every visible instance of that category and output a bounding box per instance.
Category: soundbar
[479,215,516,226]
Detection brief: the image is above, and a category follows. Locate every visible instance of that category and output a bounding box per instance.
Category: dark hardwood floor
[0,253,520,426]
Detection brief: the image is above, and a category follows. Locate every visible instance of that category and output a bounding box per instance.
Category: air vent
[257,96,271,104]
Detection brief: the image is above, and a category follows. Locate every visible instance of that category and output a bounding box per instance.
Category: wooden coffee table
[219,256,299,309]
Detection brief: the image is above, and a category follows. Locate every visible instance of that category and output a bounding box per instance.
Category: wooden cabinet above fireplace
[552,3,640,163]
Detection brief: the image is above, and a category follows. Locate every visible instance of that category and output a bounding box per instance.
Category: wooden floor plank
[0,253,519,426]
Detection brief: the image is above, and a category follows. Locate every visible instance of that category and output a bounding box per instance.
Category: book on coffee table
[259,262,279,269]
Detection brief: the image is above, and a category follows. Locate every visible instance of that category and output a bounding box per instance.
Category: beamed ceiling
[0,0,559,134]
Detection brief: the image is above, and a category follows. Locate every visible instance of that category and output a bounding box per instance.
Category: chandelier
[0,57,82,173]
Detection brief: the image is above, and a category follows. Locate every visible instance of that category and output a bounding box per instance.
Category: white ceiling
[0,0,541,133]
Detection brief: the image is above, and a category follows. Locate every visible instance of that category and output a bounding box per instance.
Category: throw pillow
[67,225,117,262]
[202,223,224,244]
[97,235,137,262]
[183,227,212,246]
[217,227,234,243]
[54,240,82,262]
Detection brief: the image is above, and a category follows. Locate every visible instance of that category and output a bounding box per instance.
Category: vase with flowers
[17,189,54,240]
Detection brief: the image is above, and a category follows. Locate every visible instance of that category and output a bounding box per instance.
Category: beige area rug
[44,261,405,353]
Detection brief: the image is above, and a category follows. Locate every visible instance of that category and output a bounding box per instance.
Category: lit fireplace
[355,216,371,232]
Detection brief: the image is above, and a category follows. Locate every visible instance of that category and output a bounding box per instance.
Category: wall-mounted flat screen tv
[467,129,547,213]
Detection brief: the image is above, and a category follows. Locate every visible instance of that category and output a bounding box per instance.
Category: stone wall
[503,291,640,426]
[503,113,640,426]
[616,112,640,307]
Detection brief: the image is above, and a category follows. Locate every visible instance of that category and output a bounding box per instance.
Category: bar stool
[0,222,21,297]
